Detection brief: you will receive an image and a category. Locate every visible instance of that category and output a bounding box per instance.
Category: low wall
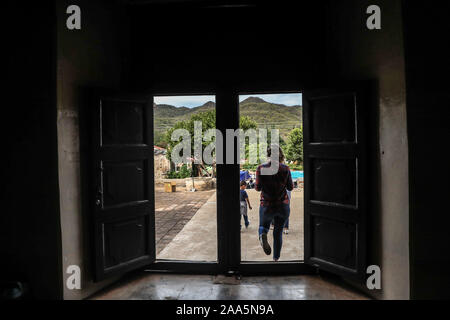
[185,177,216,191]
[155,178,187,188]
[155,177,216,191]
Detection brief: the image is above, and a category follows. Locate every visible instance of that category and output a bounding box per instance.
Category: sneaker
[245,221,250,229]
[283,228,289,235]
[259,233,271,255]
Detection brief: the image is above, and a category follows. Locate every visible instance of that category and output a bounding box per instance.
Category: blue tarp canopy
[240,170,250,181]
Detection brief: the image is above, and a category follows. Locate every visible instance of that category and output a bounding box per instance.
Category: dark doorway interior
[85,2,370,288]
[124,2,329,279]
[11,0,448,301]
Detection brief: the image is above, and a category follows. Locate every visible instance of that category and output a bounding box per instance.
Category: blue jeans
[241,213,249,227]
[258,203,290,260]
[271,217,289,229]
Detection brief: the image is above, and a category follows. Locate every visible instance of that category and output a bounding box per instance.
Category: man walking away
[255,145,293,261]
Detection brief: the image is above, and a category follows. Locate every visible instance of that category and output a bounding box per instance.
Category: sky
[154,93,302,108]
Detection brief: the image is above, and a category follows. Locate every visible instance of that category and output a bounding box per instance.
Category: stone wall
[154,154,171,179]
[185,177,216,191]
[155,178,216,192]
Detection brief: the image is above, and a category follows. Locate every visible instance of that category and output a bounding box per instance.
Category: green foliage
[266,125,287,148]
[159,99,303,168]
[242,125,287,164]
[163,110,217,163]
[164,110,259,165]
[238,99,302,139]
[154,130,168,148]
[166,164,192,179]
[242,163,258,171]
[163,119,190,162]
[179,164,192,178]
[285,127,303,163]
[191,109,216,129]
[240,116,258,131]
[242,163,303,171]
[166,171,179,179]
[289,163,303,171]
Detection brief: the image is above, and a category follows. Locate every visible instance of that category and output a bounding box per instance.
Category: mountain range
[154,96,302,142]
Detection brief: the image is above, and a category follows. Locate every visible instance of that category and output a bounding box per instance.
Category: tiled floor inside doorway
[91,273,369,300]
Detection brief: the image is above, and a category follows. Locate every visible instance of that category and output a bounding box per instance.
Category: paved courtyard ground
[155,188,215,255]
[157,188,304,261]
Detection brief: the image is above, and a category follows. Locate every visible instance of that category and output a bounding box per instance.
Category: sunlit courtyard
[157,188,303,262]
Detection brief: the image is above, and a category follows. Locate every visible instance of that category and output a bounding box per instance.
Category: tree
[154,130,168,148]
[285,127,303,163]
[240,116,258,131]
[163,110,258,175]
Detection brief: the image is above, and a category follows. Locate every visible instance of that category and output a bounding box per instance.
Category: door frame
[145,90,227,274]
[234,87,312,274]
[85,82,372,278]
[144,85,315,276]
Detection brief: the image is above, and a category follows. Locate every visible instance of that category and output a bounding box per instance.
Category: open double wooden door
[88,85,369,283]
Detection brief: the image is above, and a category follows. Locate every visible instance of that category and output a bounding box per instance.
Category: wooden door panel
[303,85,368,280]
[311,216,357,271]
[101,99,147,146]
[102,160,147,208]
[308,94,356,143]
[311,158,357,206]
[103,216,149,269]
[91,93,155,281]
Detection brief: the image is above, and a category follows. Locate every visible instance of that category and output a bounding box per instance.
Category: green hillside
[154,97,302,144]
[238,97,302,136]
